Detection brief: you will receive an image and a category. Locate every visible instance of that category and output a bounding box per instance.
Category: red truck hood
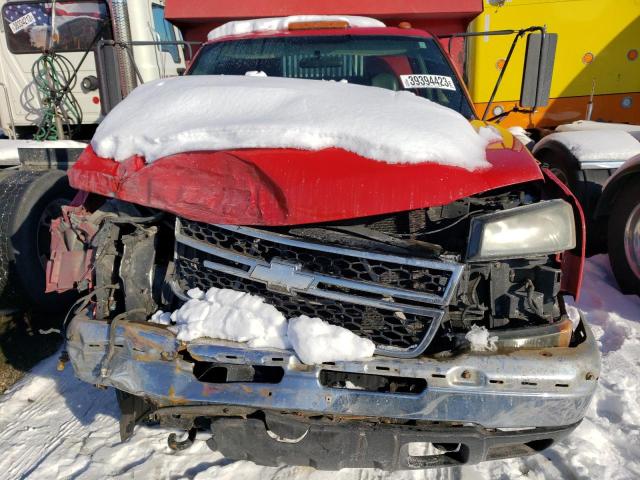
[69,138,542,226]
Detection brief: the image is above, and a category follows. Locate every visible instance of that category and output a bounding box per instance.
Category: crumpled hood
[69,129,543,225]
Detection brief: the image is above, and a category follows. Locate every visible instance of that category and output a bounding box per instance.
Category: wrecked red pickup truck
[50,17,599,470]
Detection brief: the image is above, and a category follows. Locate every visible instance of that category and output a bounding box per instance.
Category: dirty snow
[207,15,385,41]
[534,130,640,162]
[508,126,534,148]
[287,315,375,364]
[0,255,638,479]
[151,287,374,364]
[91,75,494,170]
[464,324,498,352]
[556,120,640,132]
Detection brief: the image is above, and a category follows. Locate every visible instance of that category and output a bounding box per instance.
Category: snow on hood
[91,75,496,171]
[207,15,385,41]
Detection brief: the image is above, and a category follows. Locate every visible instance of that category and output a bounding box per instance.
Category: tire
[534,145,579,191]
[608,181,640,296]
[0,170,77,312]
[0,170,16,182]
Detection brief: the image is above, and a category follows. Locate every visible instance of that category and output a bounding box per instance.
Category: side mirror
[520,32,557,108]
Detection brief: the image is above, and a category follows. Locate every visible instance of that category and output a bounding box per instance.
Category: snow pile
[556,120,640,132]
[535,130,640,162]
[477,124,503,144]
[207,15,385,41]
[163,287,289,350]
[508,126,534,147]
[0,139,87,163]
[149,310,171,325]
[566,304,582,329]
[465,324,498,352]
[288,315,376,364]
[92,75,494,170]
[151,286,375,364]
[0,256,639,478]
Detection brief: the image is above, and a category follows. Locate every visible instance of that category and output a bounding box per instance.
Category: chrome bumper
[66,314,600,430]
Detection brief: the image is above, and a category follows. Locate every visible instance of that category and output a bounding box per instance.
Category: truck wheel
[608,182,640,296]
[535,145,579,190]
[0,170,77,312]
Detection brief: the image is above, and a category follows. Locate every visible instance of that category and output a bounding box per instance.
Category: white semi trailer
[0,0,184,144]
[0,0,187,312]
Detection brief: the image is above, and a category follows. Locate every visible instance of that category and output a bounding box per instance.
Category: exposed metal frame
[0,82,16,139]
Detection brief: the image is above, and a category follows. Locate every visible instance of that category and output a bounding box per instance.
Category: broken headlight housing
[466,199,576,261]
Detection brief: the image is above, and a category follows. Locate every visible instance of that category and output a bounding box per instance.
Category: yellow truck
[467,0,639,129]
[465,0,640,295]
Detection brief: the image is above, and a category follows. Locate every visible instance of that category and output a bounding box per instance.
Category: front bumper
[67,314,600,431]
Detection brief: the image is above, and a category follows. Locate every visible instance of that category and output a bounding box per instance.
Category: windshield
[189,35,475,118]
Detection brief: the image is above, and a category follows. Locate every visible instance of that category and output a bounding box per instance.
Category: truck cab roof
[206,15,387,41]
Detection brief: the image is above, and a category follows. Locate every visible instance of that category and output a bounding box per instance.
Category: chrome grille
[174,218,463,357]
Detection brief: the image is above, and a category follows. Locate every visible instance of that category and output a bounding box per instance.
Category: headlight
[466,199,576,261]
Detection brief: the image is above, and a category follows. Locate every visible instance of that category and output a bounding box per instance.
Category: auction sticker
[9,12,36,34]
[400,74,456,91]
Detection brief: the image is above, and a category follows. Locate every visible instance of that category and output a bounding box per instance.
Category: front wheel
[0,170,77,312]
[608,181,640,296]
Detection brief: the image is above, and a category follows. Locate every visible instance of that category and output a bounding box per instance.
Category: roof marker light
[582,52,594,64]
[628,49,638,61]
[288,20,349,30]
[207,16,385,41]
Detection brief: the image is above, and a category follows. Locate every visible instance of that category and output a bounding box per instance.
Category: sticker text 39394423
[400,74,456,91]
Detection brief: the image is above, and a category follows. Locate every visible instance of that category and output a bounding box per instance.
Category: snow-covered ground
[0,255,638,479]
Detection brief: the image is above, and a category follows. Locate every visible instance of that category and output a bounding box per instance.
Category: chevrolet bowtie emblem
[249,260,314,292]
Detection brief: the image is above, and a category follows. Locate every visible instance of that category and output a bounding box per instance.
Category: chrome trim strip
[218,223,458,269]
[168,279,189,301]
[373,311,444,358]
[201,258,445,318]
[579,161,624,170]
[176,219,464,306]
[178,231,448,306]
